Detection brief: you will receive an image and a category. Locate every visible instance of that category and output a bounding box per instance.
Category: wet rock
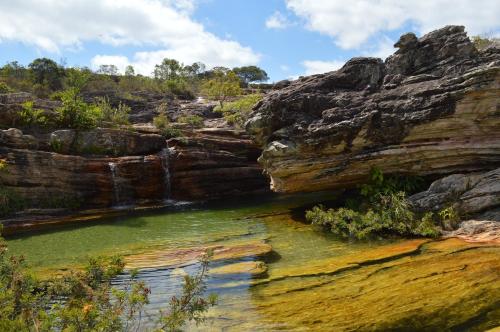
[211,261,268,276]
[246,25,500,193]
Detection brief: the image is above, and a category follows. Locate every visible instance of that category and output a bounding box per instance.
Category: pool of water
[6,193,500,331]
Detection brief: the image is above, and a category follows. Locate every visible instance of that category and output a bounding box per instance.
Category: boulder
[246,26,500,193]
[409,168,500,216]
[0,128,38,149]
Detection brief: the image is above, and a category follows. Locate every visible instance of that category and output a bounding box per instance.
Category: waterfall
[160,147,171,200]
[108,162,121,206]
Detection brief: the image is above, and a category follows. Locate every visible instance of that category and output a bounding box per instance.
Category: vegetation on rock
[306,168,448,239]
[202,69,242,109]
[215,93,262,128]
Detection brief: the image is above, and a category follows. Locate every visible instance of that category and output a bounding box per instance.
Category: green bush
[54,88,102,129]
[360,167,425,202]
[0,82,12,93]
[306,192,439,239]
[177,115,203,129]
[215,93,262,128]
[18,101,48,127]
[95,97,130,127]
[153,112,183,138]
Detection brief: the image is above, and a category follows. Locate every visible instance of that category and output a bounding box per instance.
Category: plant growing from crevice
[19,101,48,128]
[177,114,203,129]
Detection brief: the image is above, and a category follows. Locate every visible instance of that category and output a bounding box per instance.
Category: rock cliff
[246,26,500,193]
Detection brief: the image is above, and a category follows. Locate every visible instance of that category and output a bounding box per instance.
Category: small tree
[124,65,135,76]
[28,58,64,91]
[202,70,242,109]
[97,64,119,75]
[232,66,269,85]
[154,59,183,81]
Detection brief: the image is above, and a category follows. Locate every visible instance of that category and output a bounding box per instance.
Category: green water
[6,193,500,331]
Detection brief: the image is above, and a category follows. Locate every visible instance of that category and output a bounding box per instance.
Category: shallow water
[6,193,500,331]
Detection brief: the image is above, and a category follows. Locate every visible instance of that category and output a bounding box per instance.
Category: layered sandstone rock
[246,26,500,193]
[0,146,168,208]
[49,128,165,156]
[168,128,269,200]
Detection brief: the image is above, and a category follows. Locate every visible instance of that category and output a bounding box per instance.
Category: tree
[202,69,242,109]
[28,58,64,90]
[65,67,92,91]
[232,65,269,85]
[153,58,183,81]
[124,65,135,76]
[97,64,119,75]
[183,62,206,77]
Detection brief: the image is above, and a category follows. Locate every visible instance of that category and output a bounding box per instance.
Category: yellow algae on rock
[248,238,500,331]
[211,261,268,276]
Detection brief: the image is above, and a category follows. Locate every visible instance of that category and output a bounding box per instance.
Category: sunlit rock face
[246,25,500,193]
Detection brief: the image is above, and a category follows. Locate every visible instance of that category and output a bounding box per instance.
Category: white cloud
[280,65,290,72]
[286,0,500,49]
[0,0,260,73]
[266,11,292,29]
[302,60,345,75]
[362,36,396,60]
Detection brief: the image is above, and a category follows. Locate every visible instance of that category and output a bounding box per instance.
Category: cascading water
[108,162,121,206]
[159,147,172,200]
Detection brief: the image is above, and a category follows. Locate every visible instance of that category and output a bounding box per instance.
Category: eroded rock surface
[246,26,500,193]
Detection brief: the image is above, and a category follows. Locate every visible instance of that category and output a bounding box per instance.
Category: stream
[6,193,500,331]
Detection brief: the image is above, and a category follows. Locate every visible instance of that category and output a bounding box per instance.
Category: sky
[0,0,499,82]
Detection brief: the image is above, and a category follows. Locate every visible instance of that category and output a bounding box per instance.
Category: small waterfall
[160,148,172,200]
[108,162,121,206]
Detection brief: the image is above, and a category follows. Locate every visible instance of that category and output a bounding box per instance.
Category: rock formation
[246,26,500,193]
[168,128,269,200]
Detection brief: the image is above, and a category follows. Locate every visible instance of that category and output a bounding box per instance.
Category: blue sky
[0,0,499,81]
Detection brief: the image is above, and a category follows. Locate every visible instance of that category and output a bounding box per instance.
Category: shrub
[0,82,12,93]
[18,101,48,127]
[360,167,425,202]
[54,88,102,129]
[177,115,203,129]
[95,97,130,127]
[153,112,183,138]
[438,206,461,230]
[202,70,242,109]
[215,93,262,128]
[306,192,439,239]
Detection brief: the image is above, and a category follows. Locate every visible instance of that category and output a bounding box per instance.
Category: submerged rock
[246,25,500,193]
[211,261,268,276]
[125,242,273,270]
